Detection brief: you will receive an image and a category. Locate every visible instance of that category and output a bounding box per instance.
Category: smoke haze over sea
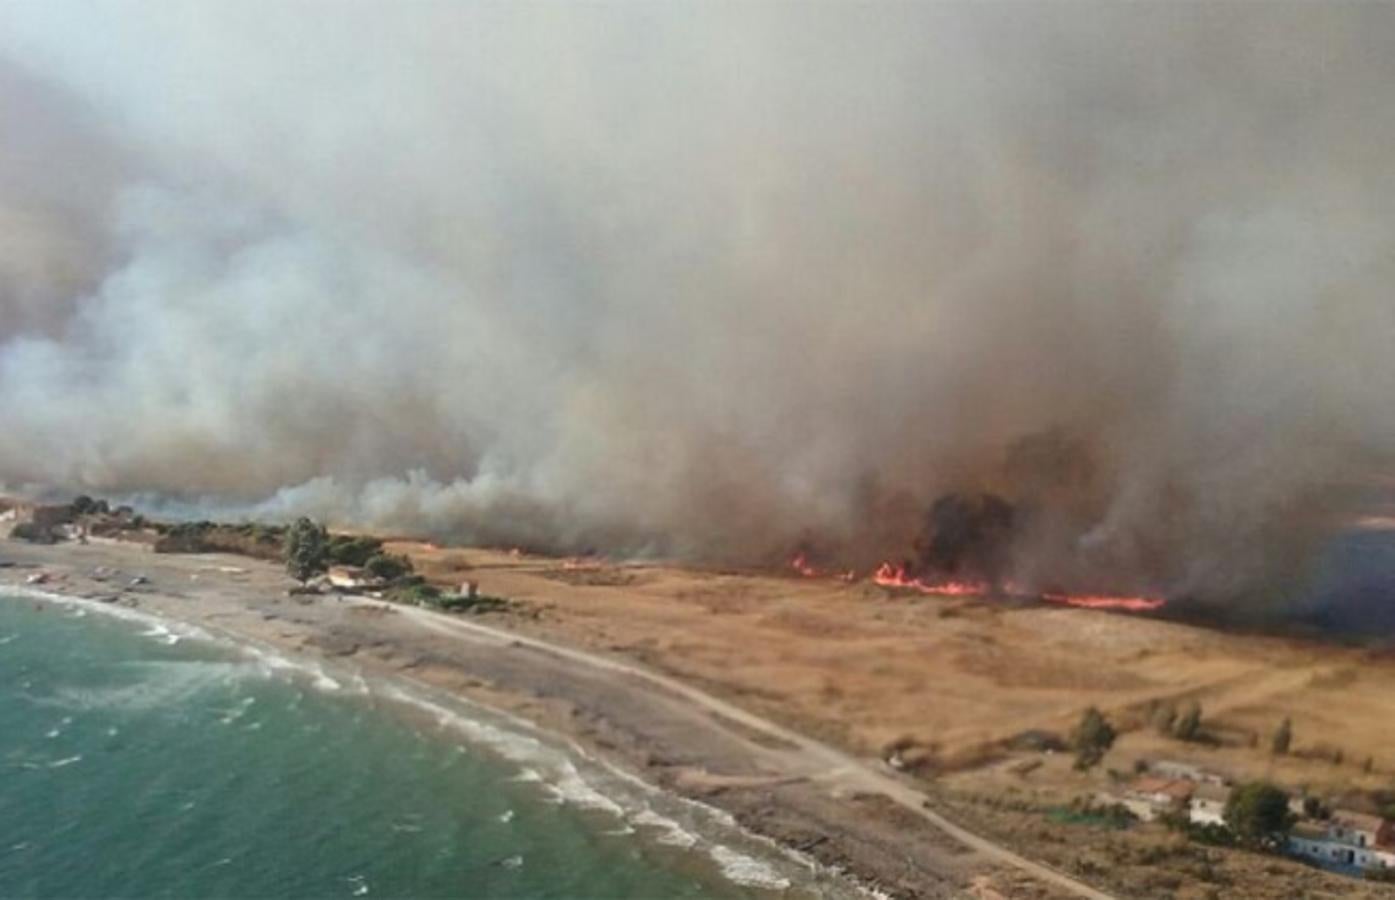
[1,3,1393,601]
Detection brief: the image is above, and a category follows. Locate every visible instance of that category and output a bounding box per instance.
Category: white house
[1103,777,1194,822]
[1288,811,1395,871]
[1188,783,1231,826]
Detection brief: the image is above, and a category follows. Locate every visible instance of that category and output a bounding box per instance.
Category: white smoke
[1,3,1393,595]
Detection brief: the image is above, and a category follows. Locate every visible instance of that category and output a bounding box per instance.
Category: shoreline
[2,579,840,898]
[0,539,1103,900]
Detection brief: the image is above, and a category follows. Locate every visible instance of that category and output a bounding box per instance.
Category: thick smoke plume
[2,3,1393,601]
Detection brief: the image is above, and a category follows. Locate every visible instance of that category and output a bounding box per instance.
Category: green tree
[283,517,329,584]
[1071,707,1117,770]
[1173,701,1203,742]
[1271,717,1292,756]
[1224,781,1294,850]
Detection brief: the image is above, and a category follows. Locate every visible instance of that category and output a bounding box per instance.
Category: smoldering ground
[1,3,1393,604]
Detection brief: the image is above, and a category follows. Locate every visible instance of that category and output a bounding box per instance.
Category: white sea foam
[544,762,627,816]
[140,624,180,645]
[217,696,256,724]
[496,809,515,823]
[48,660,252,713]
[631,809,699,849]
[48,755,82,768]
[240,643,344,693]
[3,585,213,647]
[0,633,16,645]
[709,846,792,891]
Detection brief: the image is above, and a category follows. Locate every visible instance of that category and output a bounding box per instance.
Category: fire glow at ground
[791,556,1166,612]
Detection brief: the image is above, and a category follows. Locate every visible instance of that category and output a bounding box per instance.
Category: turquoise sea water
[0,595,833,899]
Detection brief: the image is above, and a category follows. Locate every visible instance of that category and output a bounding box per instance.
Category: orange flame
[790,553,819,577]
[791,554,1164,613]
[870,562,1165,611]
[789,553,855,582]
[871,562,990,596]
[1041,592,1165,612]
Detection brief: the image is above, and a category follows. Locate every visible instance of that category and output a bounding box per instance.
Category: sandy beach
[0,539,1107,900]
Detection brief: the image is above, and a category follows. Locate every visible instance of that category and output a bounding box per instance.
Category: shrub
[1152,702,1177,735]
[10,522,53,544]
[1071,707,1116,770]
[1301,796,1330,820]
[1173,702,1203,742]
[385,582,441,606]
[326,535,384,567]
[364,552,413,582]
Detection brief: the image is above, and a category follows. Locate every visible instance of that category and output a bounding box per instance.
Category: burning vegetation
[789,449,1168,613]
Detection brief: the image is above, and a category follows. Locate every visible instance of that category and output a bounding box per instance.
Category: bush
[71,495,108,516]
[1301,796,1330,820]
[10,522,54,544]
[1173,701,1203,742]
[1161,810,1237,847]
[1151,702,1177,735]
[431,592,510,614]
[326,535,384,567]
[1071,707,1117,770]
[364,553,413,582]
[385,582,441,606]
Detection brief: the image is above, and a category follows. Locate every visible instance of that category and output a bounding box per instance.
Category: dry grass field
[394,542,1395,791]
